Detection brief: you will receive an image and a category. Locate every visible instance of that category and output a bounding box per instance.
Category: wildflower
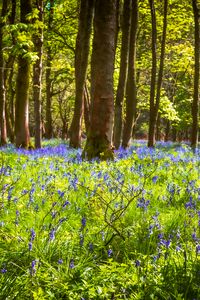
[28,242,33,251]
[30,260,37,275]
[108,249,113,257]
[62,200,70,208]
[135,260,141,267]
[69,259,75,269]
[152,176,158,183]
[58,259,63,264]
[196,244,200,255]
[30,229,36,241]
[49,228,55,241]
[81,217,86,228]
[1,268,7,273]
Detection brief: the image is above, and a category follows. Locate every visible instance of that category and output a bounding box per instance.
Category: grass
[0,140,200,299]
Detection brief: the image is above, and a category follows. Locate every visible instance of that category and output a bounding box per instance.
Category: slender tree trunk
[191,0,200,149]
[122,0,138,148]
[45,0,54,139]
[148,0,168,147]
[69,0,94,148]
[148,0,157,147]
[113,0,131,149]
[33,0,43,148]
[15,0,32,148]
[82,0,117,160]
[83,84,91,134]
[164,120,170,142]
[0,0,8,146]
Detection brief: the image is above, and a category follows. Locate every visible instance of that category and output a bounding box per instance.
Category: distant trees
[0,0,199,154]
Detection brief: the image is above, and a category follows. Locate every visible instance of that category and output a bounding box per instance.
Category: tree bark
[69,0,94,148]
[82,0,117,160]
[113,0,131,149]
[148,0,157,147]
[83,84,91,135]
[33,0,43,148]
[15,0,32,148]
[0,0,8,146]
[122,0,138,148]
[191,0,200,149]
[45,0,54,139]
[148,0,168,147]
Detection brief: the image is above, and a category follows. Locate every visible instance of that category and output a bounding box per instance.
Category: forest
[0,0,200,299]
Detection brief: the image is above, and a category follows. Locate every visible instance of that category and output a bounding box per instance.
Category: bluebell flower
[196,244,200,254]
[30,229,36,241]
[108,249,113,257]
[1,268,7,273]
[49,228,55,241]
[81,217,86,227]
[69,259,75,269]
[29,242,32,251]
[58,259,63,264]
[152,176,158,183]
[62,200,70,208]
[135,260,141,267]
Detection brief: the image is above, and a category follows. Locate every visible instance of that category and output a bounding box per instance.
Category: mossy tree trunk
[191,0,200,149]
[15,0,32,148]
[113,0,131,149]
[33,0,43,148]
[82,0,117,160]
[69,0,94,148]
[0,0,8,146]
[122,0,138,148]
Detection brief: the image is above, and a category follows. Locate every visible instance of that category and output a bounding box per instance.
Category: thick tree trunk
[148,0,168,147]
[191,0,200,149]
[113,0,131,149]
[122,0,138,148]
[0,0,8,146]
[33,0,43,148]
[69,0,94,148]
[45,0,54,139]
[82,0,117,160]
[15,0,32,148]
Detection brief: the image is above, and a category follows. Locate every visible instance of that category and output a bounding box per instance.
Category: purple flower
[152,176,158,183]
[62,200,70,208]
[81,217,86,227]
[1,268,7,273]
[49,228,55,241]
[135,260,141,267]
[69,259,75,269]
[108,249,113,257]
[58,259,63,264]
[30,229,36,241]
[30,260,37,275]
[196,244,200,254]
[28,242,32,251]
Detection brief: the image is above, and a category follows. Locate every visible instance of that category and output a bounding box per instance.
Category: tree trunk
[0,0,8,146]
[83,84,91,135]
[45,0,54,139]
[33,0,43,148]
[148,0,168,147]
[164,120,170,142]
[191,0,200,149]
[148,0,157,147]
[69,0,94,148]
[122,0,138,148]
[82,0,117,160]
[113,0,131,149]
[15,0,32,148]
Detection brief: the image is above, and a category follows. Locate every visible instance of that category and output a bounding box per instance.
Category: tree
[15,0,32,148]
[33,0,43,148]
[113,0,131,149]
[45,0,54,139]
[148,0,168,147]
[83,0,117,160]
[122,0,138,148]
[191,0,200,149]
[0,0,8,146]
[69,0,94,148]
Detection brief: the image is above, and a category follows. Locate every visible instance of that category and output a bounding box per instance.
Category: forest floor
[0,140,200,299]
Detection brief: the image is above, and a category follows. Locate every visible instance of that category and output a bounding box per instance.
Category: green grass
[0,141,200,299]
